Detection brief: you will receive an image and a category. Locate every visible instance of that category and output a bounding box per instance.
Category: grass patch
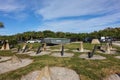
[0,43,120,80]
[0,50,14,56]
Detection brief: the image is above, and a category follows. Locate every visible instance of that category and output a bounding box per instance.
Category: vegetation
[0,23,120,79]
[0,43,120,80]
[0,22,4,28]
[0,27,120,43]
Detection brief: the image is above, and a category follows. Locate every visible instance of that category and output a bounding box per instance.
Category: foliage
[0,22,4,28]
[0,27,120,42]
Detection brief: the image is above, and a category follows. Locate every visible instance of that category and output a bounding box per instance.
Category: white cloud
[0,0,120,34]
[36,0,120,33]
[0,0,30,21]
[37,0,120,20]
[38,11,120,33]
[0,0,25,12]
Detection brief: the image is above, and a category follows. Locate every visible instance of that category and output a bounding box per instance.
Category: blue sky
[0,0,120,35]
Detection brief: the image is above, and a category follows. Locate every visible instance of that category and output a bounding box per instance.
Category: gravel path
[21,66,80,80]
[0,57,11,62]
[0,59,33,74]
[79,54,106,60]
[51,52,74,57]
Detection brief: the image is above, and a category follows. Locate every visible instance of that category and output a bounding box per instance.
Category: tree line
[0,21,120,44]
[0,27,120,42]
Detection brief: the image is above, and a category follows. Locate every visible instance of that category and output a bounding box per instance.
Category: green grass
[0,43,120,80]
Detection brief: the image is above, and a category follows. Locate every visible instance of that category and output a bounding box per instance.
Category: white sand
[0,59,33,74]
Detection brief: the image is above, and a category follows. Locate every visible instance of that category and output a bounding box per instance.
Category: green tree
[43,30,55,38]
[56,32,66,38]
[0,22,4,28]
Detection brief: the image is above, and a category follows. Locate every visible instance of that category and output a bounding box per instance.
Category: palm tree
[0,22,4,28]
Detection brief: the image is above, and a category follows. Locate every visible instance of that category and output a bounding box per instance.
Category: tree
[0,22,4,28]
[56,32,65,38]
[43,30,55,38]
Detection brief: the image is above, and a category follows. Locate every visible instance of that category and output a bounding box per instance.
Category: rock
[11,55,22,63]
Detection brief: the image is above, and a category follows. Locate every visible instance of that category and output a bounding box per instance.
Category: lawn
[0,42,120,80]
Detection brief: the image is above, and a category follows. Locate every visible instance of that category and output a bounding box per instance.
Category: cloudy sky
[0,0,120,35]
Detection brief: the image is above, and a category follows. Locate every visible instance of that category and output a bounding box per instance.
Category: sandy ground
[29,51,51,56]
[17,51,51,56]
[72,49,90,53]
[0,59,33,74]
[115,56,120,59]
[113,42,120,47]
[97,50,117,54]
[51,52,74,57]
[21,66,80,80]
[79,54,106,60]
[0,56,11,62]
[50,49,68,52]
